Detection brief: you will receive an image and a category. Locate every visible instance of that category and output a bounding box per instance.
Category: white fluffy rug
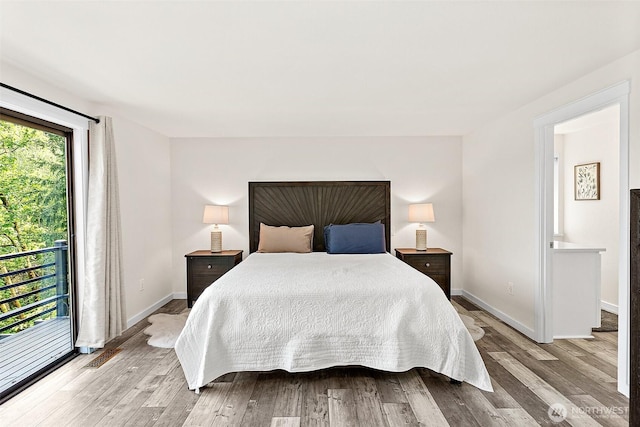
[143,311,190,348]
[143,310,484,348]
[459,314,485,341]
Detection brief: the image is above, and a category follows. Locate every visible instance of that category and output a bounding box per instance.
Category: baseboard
[554,334,595,340]
[600,300,618,314]
[126,293,175,329]
[461,290,537,341]
[451,288,463,296]
[126,292,189,329]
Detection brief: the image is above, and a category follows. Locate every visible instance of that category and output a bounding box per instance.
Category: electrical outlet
[139,278,145,291]
[507,281,514,295]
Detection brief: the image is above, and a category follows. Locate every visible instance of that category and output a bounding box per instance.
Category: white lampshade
[408,203,435,223]
[203,205,229,225]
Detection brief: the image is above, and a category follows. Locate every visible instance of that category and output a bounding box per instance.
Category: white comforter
[175,252,493,392]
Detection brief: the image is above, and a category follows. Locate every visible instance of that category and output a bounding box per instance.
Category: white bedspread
[175,252,493,392]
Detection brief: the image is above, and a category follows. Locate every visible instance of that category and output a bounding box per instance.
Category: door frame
[0,108,79,402]
[0,86,91,400]
[0,85,90,314]
[533,80,630,396]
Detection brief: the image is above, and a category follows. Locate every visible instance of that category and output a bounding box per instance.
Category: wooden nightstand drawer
[185,250,243,307]
[395,248,452,300]
[404,255,448,274]
[190,258,230,276]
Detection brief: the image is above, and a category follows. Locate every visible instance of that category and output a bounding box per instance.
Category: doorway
[534,81,630,396]
[0,108,77,401]
[554,105,620,325]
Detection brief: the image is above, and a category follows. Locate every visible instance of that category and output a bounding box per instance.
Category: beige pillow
[257,223,314,253]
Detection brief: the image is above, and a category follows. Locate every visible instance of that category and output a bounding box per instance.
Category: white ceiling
[1,1,639,138]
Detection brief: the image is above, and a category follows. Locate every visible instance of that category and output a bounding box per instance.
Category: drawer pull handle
[207,264,212,269]
[425,263,430,268]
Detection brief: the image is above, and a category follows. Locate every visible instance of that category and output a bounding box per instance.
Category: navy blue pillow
[324,222,386,254]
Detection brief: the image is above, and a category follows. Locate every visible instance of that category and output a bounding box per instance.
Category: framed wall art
[574,162,600,200]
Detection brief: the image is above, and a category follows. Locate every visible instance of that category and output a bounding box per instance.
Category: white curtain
[75,116,126,348]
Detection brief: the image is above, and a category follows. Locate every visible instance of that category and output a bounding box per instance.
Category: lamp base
[415,228,427,251]
[211,230,222,252]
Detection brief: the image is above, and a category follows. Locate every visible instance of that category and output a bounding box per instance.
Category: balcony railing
[0,240,69,337]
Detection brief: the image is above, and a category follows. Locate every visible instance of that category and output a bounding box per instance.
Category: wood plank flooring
[0,297,628,426]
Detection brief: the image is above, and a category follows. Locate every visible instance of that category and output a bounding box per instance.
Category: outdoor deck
[0,317,73,395]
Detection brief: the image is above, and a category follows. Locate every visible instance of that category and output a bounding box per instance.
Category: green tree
[1,120,67,253]
[0,119,68,333]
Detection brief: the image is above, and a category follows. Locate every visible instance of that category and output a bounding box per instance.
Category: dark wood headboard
[249,181,391,253]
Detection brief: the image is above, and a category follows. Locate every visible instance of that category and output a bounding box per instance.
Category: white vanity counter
[552,241,606,253]
[552,241,605,339]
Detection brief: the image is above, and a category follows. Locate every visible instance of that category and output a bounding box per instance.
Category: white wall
[462,49,640,335]
[554,135,565,237]
[0,62,94,115]
[0,62,174,325]
[109,114,173,324]
[170,137,463,295]
[560,116,620,309]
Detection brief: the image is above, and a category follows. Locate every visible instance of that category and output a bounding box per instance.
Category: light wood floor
[0,297,628,426]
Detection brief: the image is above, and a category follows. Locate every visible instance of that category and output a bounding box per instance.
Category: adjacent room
[1,1,639,425]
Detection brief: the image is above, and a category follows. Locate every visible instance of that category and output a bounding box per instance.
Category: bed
[175,181,492,392]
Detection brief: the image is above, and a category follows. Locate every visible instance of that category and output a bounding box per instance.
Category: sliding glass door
[0,109,76,401]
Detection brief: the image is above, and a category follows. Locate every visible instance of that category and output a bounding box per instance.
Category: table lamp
[203,205,229,252]
[408,203,435,251]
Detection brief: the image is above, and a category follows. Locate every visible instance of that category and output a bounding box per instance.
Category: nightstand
[395,248,452,299]
[185,250,243,307]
